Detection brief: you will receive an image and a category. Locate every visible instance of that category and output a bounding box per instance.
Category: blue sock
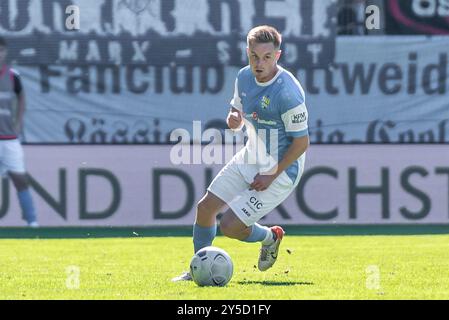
[193,223,217,253]
[18,189,37,223]
[242,223,271,243]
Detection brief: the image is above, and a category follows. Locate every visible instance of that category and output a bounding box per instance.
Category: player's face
[0,46,6,65]
[247,42,281,83]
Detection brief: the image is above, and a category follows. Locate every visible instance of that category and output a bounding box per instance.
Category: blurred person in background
[337,0,367,35]
[0,36,38,227]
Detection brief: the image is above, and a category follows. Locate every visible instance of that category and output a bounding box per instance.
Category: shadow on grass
[237,280,314,286]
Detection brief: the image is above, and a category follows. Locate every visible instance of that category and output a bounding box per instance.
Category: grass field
[0,228,449,300]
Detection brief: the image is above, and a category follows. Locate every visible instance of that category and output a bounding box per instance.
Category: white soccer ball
[189,246,233,287]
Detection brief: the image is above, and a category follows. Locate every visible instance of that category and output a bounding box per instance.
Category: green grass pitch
[1,230,449,299]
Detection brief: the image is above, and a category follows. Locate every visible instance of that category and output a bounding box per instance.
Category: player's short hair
[0,37,6,47]
[247,25,282,50]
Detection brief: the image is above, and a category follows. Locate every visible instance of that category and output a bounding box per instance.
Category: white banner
[0,145,448,226]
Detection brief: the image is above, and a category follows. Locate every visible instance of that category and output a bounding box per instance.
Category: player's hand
[249,173,277,192]
[227,111,242,130]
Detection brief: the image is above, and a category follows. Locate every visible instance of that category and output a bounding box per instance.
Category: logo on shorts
[250,196,263,210]
[241,208,251,217]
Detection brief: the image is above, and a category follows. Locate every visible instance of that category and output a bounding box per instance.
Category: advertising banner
[0,145,447,226]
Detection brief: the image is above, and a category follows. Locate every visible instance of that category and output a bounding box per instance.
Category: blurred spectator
[337,0,367,35]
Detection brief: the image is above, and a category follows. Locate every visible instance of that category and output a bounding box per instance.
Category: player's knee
[197,196,218,216]
[196,199,216,224]
[219,214,240,239]
[219,219,234,238]
[196,200,209,216]
[9,173,29,191]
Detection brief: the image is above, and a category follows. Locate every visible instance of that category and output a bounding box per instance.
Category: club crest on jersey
[261,96,270,109]
[291,112,307,124]
[252,112,258,120]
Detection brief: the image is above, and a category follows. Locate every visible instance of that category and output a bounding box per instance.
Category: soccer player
[0,37,38,227]
[173,25,309,281]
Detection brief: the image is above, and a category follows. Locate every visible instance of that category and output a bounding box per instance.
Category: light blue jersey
[230,65,308,183]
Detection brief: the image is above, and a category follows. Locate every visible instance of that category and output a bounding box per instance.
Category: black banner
[1,0,337,68]
[385,0,449,35]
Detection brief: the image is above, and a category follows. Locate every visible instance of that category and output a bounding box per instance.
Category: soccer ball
[189,246,233,287]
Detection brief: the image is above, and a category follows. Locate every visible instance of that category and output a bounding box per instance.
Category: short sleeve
[229,78,242,112]
[278,89,308,137]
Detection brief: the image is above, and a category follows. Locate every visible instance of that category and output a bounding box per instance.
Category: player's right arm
[227,78,244,131]
[13,70,25,135]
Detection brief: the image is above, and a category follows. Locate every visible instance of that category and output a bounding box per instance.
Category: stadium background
[0,0,448,228]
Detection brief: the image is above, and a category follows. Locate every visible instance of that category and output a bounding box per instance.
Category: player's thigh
[206,157,249,206]
[228,172,295,227]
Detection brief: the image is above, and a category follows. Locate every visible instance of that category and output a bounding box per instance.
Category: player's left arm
[13,71,25,135]
[272,134,309,176]
[250,90,309,191]
[272,97,309,177]
[250,136,309,191]
[16,93,26,135]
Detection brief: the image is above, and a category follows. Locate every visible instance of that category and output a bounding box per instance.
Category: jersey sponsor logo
[245,113,273,126]
[257,119,277,126]
[261,95,270,109]
[291,112,307,124]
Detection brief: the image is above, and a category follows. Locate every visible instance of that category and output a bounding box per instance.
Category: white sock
[261,229,275,245]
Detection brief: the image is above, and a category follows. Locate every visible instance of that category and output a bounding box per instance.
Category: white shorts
[0,139,26,176]
[207,149,304,226]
